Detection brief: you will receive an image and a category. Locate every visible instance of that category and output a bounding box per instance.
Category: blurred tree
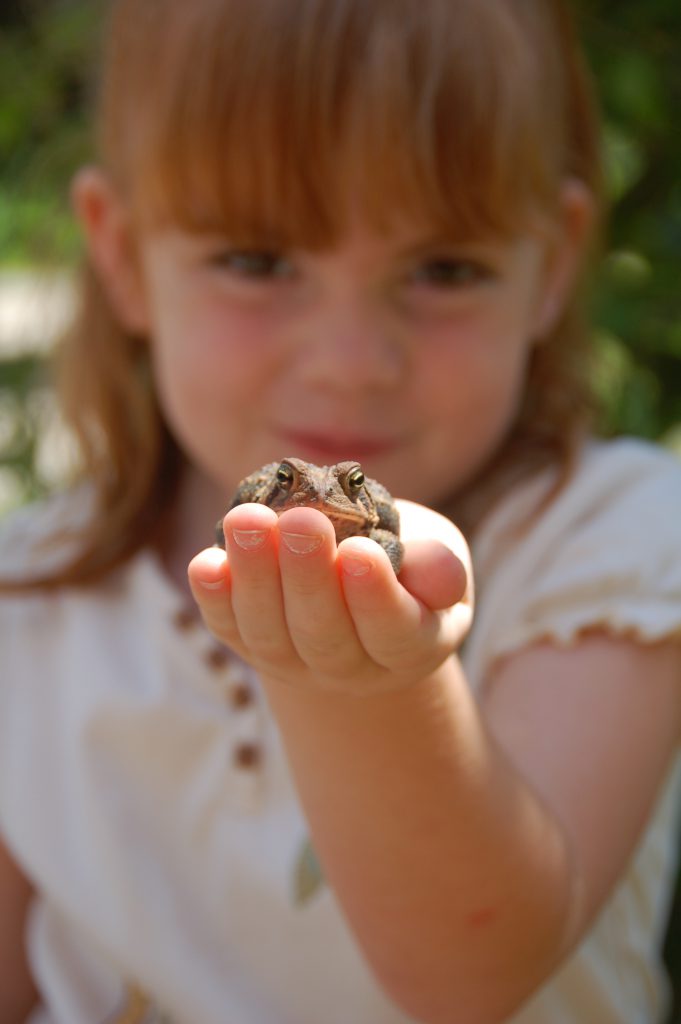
[0,0,98,507]
[575,1,681,441]
[0,0,99,264]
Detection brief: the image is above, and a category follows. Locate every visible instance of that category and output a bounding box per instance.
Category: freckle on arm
[465,906,499,931]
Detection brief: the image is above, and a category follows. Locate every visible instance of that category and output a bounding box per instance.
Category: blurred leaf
[599,51,667,131]
[602,126,646,203]
[293,839,325,907]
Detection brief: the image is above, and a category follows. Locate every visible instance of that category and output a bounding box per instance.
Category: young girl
[2,1,681,1022]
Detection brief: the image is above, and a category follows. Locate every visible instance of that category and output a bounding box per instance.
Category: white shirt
[2,437,681,1024]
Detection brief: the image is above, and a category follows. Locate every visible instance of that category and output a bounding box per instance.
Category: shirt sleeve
[468,439,681,670]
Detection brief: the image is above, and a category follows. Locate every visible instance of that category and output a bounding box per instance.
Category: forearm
[263,657,580,1024]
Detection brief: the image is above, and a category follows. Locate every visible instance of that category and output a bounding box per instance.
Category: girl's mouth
[273,427,402,463]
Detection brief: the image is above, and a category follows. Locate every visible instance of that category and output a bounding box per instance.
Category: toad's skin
[217,457,403,573]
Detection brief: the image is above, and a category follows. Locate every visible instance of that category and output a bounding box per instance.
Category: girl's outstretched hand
[188,500,472,695]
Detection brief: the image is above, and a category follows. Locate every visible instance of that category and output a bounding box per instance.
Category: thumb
[399,539,468,611]
[396,499,474,614]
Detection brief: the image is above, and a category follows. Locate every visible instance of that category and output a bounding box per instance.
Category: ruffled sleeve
[463,439,681,685]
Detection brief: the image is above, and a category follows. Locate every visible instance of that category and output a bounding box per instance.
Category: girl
[2,1,681,1022]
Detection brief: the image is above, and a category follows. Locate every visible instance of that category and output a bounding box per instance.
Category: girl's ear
[71,166,150,333]
[534,178,596,338]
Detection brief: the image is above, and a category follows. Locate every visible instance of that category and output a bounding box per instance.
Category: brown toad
[216,457,403,572]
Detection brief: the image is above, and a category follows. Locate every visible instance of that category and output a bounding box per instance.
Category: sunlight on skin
[189,499,471,613]
[187,498,473,690]
[394,498,472,614]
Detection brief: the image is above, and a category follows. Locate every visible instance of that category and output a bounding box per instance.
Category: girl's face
[79,174,586,510]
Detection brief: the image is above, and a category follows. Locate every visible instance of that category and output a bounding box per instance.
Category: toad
[216,457,403,573]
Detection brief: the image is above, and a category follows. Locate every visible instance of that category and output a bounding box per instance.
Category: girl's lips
[274,428,402,462]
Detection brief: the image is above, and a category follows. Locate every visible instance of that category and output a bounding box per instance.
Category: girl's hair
[26,0,603,586]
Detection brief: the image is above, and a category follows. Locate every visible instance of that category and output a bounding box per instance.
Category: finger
[222,503,299,668]
[338,537,455,678]
[399,539,468,611]
[276,507,366,675]
[188,544,230,592]
[397,499,474,612]
[187,545,243,649]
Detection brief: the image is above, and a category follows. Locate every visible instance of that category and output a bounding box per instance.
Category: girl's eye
[409,256,493,289]
[209,249,294,280]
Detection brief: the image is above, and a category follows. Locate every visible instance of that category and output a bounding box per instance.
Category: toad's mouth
[288,498,371,528]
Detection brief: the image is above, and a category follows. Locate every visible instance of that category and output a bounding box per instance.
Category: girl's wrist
[259,654,463,719]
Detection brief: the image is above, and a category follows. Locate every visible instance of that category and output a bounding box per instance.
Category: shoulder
[545,436,681,554]
[0,503,182,772]
[0,485,167,653]
[466,438,681,673]
[475,437,681,566]
[558,436,681,518]
[0,485,95,581]
[530,436,681,562]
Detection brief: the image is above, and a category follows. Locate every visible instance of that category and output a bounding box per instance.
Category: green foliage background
[0,0,680,1017]
[576,2,681,444]
[0,0,98,264]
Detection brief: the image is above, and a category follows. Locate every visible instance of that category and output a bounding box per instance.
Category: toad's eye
[276,463,295,489]
[347,468,365,492]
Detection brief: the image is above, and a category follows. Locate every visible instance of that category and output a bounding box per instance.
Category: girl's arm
[265,634,681,1024]
[0,836,39,1023]
[189,501,681,1024]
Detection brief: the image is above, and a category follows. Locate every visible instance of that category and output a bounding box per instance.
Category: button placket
[204,647,264,810]
[172,605,202,632]
[170,601,266,811]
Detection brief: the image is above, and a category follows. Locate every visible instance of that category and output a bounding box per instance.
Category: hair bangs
[101,0,569,247]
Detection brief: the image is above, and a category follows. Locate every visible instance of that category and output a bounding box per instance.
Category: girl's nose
[294,302,406,393]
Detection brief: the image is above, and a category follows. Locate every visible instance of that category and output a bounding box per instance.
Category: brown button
[172,606,199,631]
[230,683,254,709]
[205,646,230,671]
[234,742,262,770]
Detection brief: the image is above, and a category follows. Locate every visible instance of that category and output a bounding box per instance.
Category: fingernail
[341,553,372,577]
[199,578,225,591]
[232,528,269,551]
[281,532,324,555]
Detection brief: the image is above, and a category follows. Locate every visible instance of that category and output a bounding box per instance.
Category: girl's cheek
[163,308,263,370]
